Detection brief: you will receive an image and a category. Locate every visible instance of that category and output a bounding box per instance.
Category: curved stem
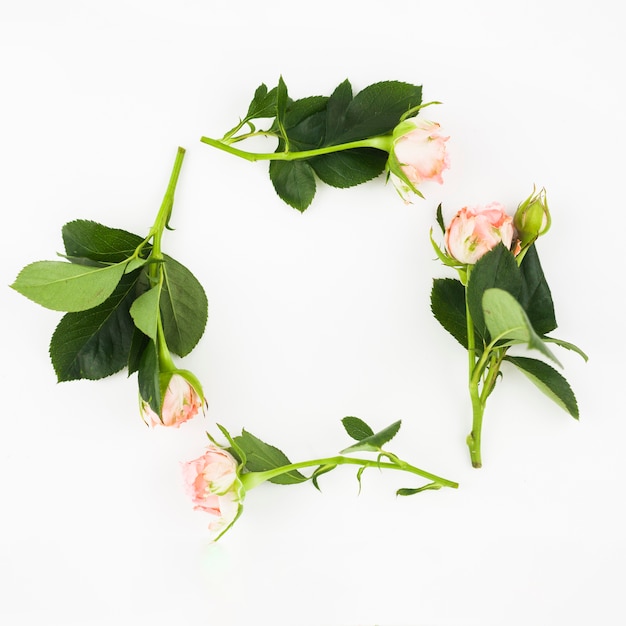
[200,134,393,162]
[239,455,458,491]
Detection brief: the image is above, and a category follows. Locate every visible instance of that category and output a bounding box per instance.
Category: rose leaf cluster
[201,77,450,211]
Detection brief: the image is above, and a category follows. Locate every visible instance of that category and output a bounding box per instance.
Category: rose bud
[445,202,517,265]
[182,445,245,540]
[514,186,551,248]
[141,372,205,428]
[389,118,450,202]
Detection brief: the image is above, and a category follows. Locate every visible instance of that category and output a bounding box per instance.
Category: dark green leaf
[310,148,387,189]
[327,80,422,145]
[517,244,557,335]
[127,328,150,375]
[234,430,308,485]
[340,420,402,454]
[467,245,522,339]
[137,339,160,415]
[323,79,353,142]
[245,84,278,121]
[342,416,375,441]
[430,278,470,348]
[49,270,143,381]
[160,255,208,357]
[269,160,317,211]
[62,219,146,263]
[505,355,579,418]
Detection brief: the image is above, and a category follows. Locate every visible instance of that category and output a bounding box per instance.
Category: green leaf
[430,278,470,348]
[245,83,278,121]
[323,79,353,142]
[160,255,208,357]
[467,245,522,339]
[327,80,423,145]
[482,288,561,365]
[281,101,328,147]
[342,416,375,441]
[269,160,317,211]
[127,328,150,375]
[137,339,160,415]
[505,356,579,419]
[62,219,146,263]
[274,75,290,144]
[129,284,161,341]
[544,336,589,361]
[340,420,402,454]
[234,430,308,485]
[310,148,387,189]
[517,244,557,335]
[11,260,126,312]
[49,270,143,381]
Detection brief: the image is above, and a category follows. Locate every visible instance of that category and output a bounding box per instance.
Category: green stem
[463,267,484,468]
[200,134,393,162]
[239,455,458,491]
[151,146,186,258]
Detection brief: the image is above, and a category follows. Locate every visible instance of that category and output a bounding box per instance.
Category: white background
[1,1,624,625]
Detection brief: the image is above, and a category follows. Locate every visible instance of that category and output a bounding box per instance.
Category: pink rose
[141,373,204,428]
[182,445,244,539]
[445,202,517,265]
[391,119,450,200]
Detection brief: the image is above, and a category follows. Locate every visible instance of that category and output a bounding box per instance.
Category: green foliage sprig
[430,200,587,467]
[10,147,208,419]
[201,77,431,211]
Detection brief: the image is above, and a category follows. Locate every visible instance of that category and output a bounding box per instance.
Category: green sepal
[11,260,127,312]
[215,423,247,467]
[505,355,579,419]
[234,430,308,485]
[340,420,402,454]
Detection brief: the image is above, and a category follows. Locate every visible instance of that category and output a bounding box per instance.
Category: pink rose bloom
[182,445,244,540]
[141,373,204,428]
[393,119,450,188]
[445,202,517,265]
